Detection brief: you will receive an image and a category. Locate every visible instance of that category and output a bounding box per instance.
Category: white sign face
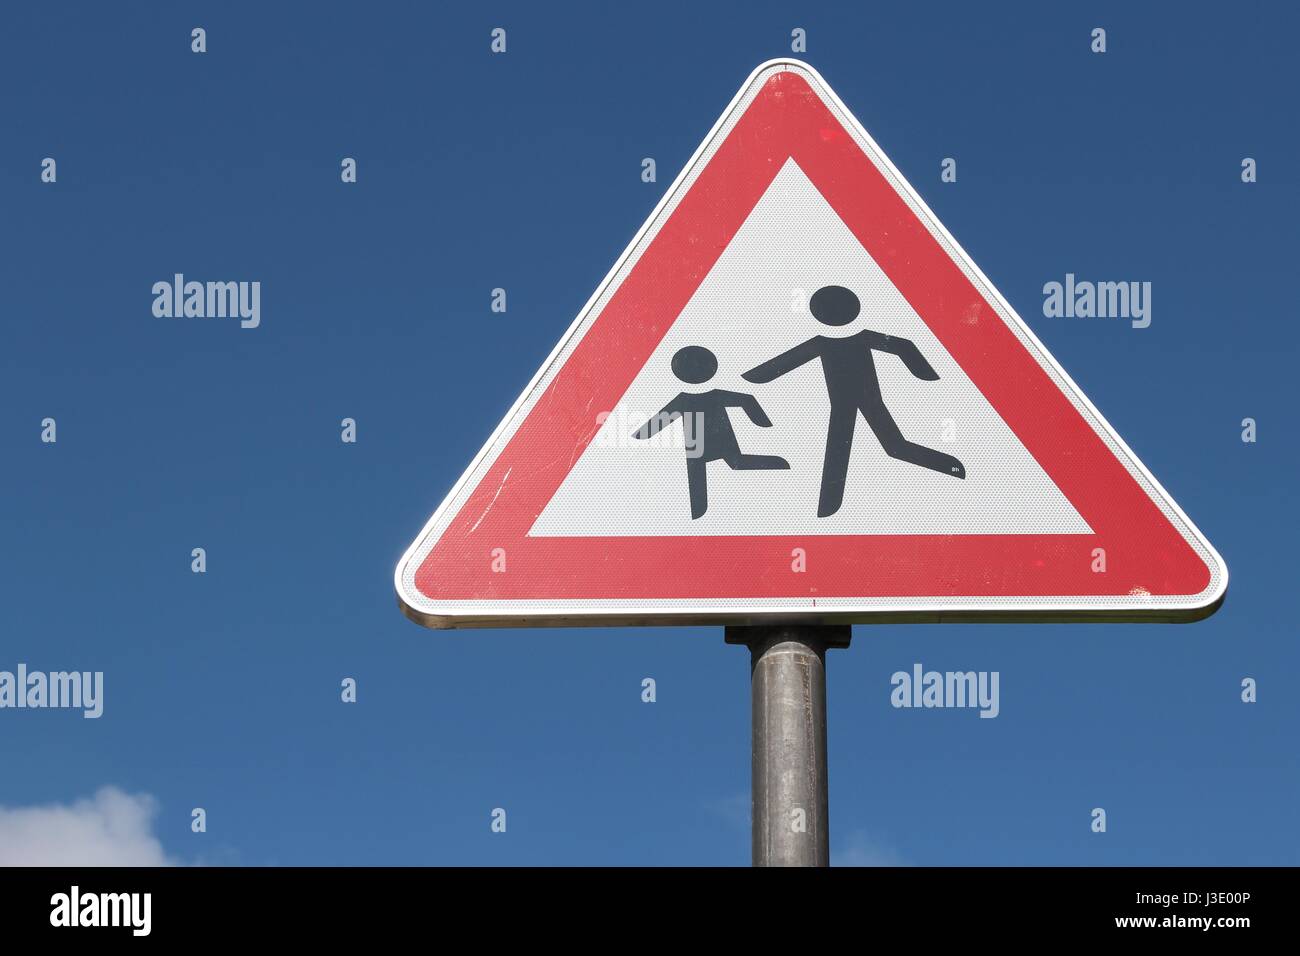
[532,160,1088,539]
[396,59,1226,628]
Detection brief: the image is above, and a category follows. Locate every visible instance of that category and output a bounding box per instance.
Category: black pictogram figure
[743,285,965,518]
[633,345,789,519]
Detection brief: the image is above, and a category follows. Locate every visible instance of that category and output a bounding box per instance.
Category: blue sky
[0,1,1295,865]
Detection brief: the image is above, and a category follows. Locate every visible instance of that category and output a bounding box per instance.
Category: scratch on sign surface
[468,466,512,534]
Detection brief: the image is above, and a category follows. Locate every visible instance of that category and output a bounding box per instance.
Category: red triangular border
[403,64,1219,617]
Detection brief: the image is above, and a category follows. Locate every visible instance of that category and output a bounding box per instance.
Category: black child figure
[743,285,966,518]
[633,346,789,519]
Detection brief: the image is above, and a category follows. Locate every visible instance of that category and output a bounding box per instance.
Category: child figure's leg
[686,455,708,519]
[724,452,790,470]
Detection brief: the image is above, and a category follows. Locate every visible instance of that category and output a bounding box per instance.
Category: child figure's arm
[632,398,684,439]
[719,391,774,427]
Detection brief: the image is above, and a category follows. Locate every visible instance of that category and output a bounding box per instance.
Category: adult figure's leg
[818,404,857,517]
[862,399,965,479]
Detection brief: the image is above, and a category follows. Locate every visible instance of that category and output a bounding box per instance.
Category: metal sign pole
[726,624,852,867]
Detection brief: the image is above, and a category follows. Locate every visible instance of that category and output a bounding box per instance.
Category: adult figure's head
[809,285,860,326]
[670,345,718,384]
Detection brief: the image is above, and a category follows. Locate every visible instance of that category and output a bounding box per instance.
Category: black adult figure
[634,345,789,519]
[743,285,965,518]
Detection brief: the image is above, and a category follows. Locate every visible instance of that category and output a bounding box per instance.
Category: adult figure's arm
[742,338,822,383]
[861,331,941,381]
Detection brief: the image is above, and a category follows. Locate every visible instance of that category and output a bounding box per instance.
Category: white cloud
[0,786,174,866]
[833,829,905,867]
[705,792,751,830]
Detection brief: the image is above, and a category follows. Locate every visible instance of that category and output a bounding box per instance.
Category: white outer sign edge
[394,58,1229,628]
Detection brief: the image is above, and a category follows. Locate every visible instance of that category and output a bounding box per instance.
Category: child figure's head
[671,345,718,384]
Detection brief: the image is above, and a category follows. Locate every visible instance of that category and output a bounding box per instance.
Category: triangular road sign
[396,59,1226,628]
